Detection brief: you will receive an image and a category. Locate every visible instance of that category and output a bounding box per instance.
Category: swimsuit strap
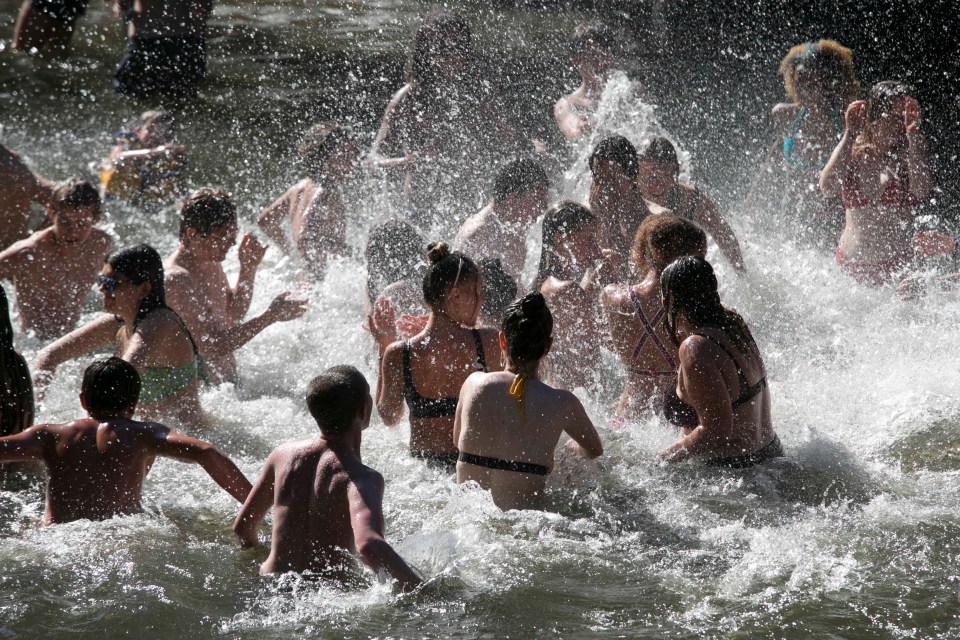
[471,328,487,372]
[509,373,529,425]
[694,333,766,409]
[401,340,415,391]
[458,451,551,476]
[628,287,676,369]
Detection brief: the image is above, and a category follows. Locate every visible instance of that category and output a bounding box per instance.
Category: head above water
[637,136,680,173]
[105,244,166,326]
[81,356,141,417]
[405,11,472,87]
[49,177,101,243]
[478,257,517,324]
[632,214,707,276]
[492,159,550,207]
[779,39,860,109]
[179,187,237,240]
[659,256,726,330]
[297,122,355,182]
[534,201,596,290]
[139,110,175,146]
[501,292,553,367]
[589,135,639,180]
[856,80,917,152]
[422,242,480,316]
[365,219,425,303]
[569,22,615,75]
[306,365,370,436]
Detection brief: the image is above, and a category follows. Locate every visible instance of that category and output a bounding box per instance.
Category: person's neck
[318,431,361,458]
[494,202,527,227]
[172,242,213,269]
[505,360,540,379]
[425,309,466,335]
[87,410,132,422]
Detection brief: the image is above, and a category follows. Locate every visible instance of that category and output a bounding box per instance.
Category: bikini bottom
[703,434,784,469]
[457,451,550,476]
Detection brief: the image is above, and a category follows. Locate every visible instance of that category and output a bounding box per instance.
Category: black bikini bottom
[703,434,784,469]
[457,451,550,476]
[410,449,459,471]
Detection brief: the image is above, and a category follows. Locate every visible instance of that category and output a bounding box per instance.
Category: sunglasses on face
[96,274,121,292]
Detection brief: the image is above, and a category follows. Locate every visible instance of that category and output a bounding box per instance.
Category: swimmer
[554,23,615,141]
[0,285,33,439]
[743,40,860,250]
[454,292,603,511]
[820,81,931,285]
[364,220,429,346]
[33,245,205,427]
[0,143,53,250]
[602,215,707,420]
[374,243,500,470]
[0,357,251,525]
[113,0,211,99]
[453,159,549,284]
[476,258,517,329]
[589,136,651,276]
[101,110,186,206]
[637,136,746,272]
[233,366,422,590]
[12,0,88,53]
[258,123,357,279]
[533,202,605,390]
[164,188,308,384]
[0,178,112,341]
[657,257,782,467]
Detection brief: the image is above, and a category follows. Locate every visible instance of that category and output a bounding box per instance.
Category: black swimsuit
[402,329,487,419]
[457,451,551,476]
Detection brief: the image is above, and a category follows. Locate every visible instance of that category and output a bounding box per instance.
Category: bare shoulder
[679,334,723,365]
[0,235,35,261]
[771,103,799,129]
[89,227,113,250]
[163,265,194,290]
[601,282,630,310]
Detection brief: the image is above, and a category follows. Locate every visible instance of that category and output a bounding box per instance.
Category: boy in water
[0,357,251,525]
[164,187,308,383]
[0,178,112,341]
[453,159,549,285]
[257,123,357,279]
[233,365,422,591]
[554,23,616,141]
[101,110,186,206]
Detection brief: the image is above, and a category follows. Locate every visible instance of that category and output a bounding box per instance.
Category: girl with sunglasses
[33,244,204,428]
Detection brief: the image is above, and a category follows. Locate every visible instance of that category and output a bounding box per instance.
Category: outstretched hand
[238,233,267,270]
[366,296,398,348]
[844,100,867,136]
[267,292,308,322]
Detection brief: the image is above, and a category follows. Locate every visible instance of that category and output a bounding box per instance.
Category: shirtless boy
[233,365,422,591]
[453,159,549,284]
[554,23,615,141]
[257,123,357,279]
[0,143,53,250]
[0,357,251,525]
[164,188,308,383]
[0,178,112,340]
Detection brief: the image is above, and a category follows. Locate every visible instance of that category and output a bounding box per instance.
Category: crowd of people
[0,11,945,592]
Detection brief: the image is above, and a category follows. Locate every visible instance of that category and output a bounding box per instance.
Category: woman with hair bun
[32,244,204,427]
[454,292,603,511]
[658,257,781,467]
[375,242,500,469]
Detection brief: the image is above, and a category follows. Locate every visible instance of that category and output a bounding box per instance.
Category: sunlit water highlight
[2,2,960,638]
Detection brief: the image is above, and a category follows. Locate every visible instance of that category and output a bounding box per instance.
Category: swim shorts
[114,36,206,99]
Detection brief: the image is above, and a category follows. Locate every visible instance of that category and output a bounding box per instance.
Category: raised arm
[212,293,308,355]
[232,452,277,547]
[903,97,931,200]
[365,85,416,170]
[257,189,294,254]
[227,233,266,324]
[0,425,48,463]
[560,392,603,459]
[376,342,406,427]
[32,314,118,386]
[820,101,865,198]
[349,473,422,592]
[153,431,252,504]
[658,338,734,463]
[694,193,746,272]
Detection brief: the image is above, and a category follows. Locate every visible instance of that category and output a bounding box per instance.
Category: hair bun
[426,241,451,265]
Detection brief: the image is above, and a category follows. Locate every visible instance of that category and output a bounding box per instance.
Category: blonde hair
[779,39,860,109]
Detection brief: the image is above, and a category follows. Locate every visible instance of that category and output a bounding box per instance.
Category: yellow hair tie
[509,373,529,425]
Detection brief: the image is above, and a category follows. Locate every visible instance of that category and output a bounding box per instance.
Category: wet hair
[365,219,426,303]
[659,257,760,359]
[569,22,615,57]
[779,40,860,109]
[405,11,472,87]
[0,285,33,437]
[298,122,354,181]
[637,136,680,172]
[422,242,479,310]
[81,357,141,415]
[306,365,369,435]
[478,258,517,322]
[493,159,550,206]
[855,81,917,154]
[179,187,236,239]
[589,136,639,180]
[532,201,596,291]
[501,292,553,366]
[105,244,167,328]
[51,177,101,216]
[631,214,707,276]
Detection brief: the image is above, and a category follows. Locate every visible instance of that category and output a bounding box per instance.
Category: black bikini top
[663,332,767,429]
[402,329,487,419]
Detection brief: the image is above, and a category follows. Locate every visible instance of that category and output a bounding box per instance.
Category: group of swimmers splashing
[0,12,943,590]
